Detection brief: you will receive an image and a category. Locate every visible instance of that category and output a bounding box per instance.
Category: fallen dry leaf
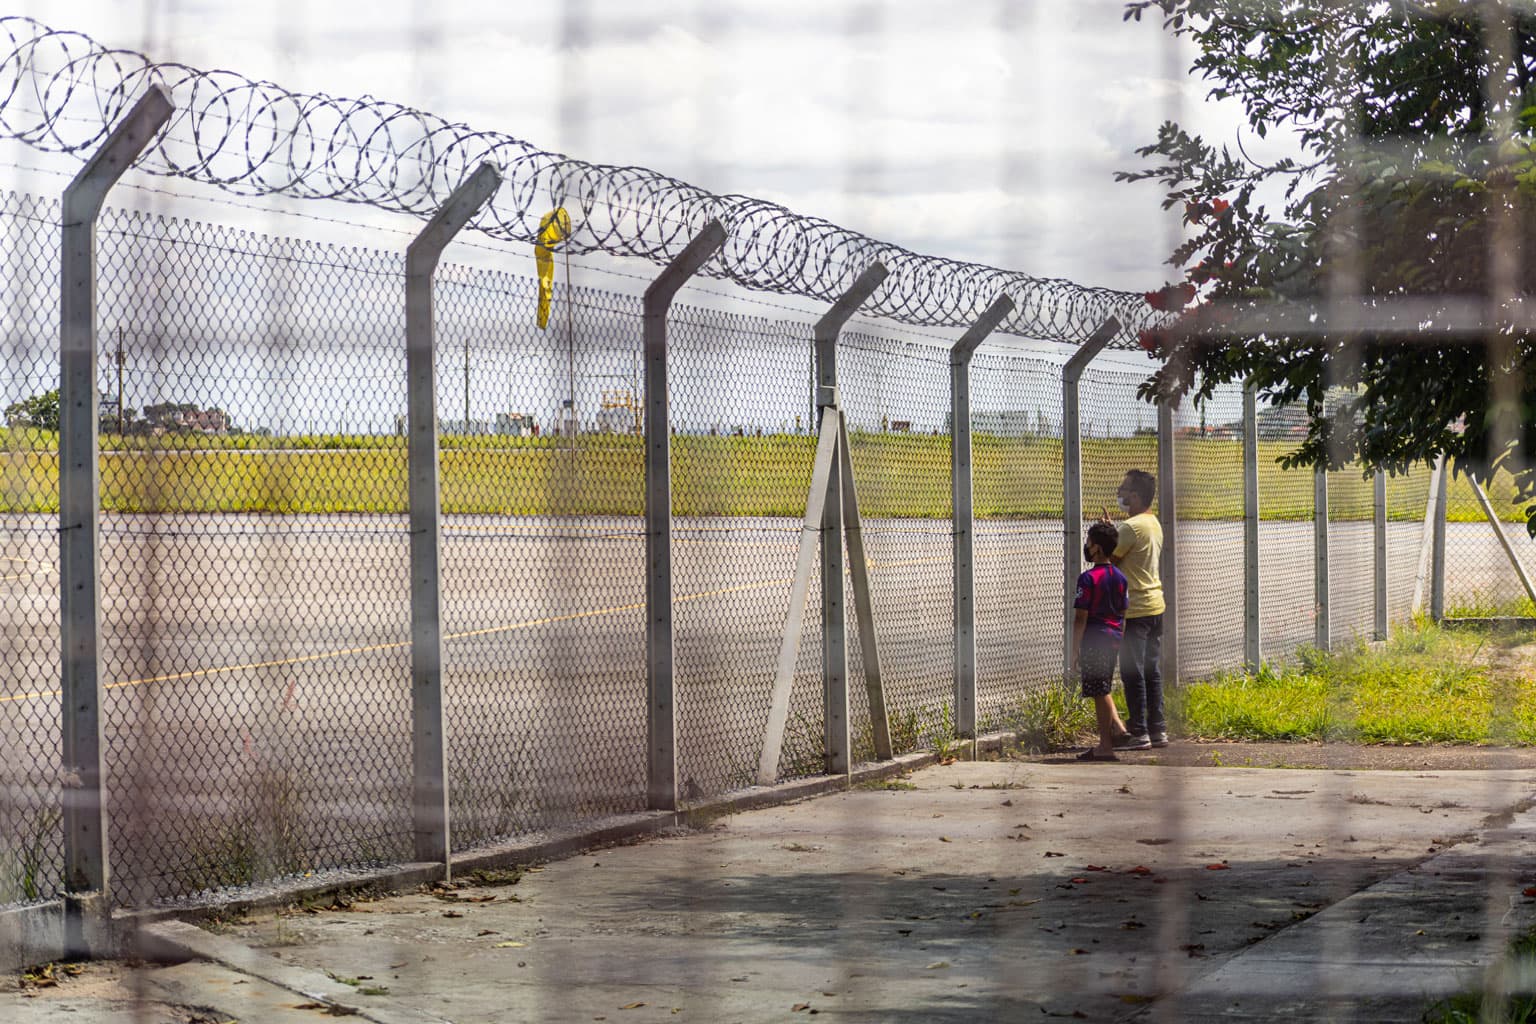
[925,961,951,970]
[792,1004,811,1012]
[1205,863,1230,871]
[494,940,527,948]
[1084,865,1108,872]
[1126,865,1154,876]
[620,1003,646,1010]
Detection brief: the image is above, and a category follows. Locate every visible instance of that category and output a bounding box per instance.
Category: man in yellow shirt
[1108,469,1166,750]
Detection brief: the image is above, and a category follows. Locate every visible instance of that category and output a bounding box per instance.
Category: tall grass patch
[1173,620,1536,746]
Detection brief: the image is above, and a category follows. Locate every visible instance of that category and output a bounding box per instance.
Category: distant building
[142,402,229,435]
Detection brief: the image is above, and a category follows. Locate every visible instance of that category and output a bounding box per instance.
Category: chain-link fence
[1170,383,1246,679]
[0,187,1460,913]
[1441,466,1536,618]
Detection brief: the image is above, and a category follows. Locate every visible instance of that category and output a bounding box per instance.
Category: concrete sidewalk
[11,758,1536,1023]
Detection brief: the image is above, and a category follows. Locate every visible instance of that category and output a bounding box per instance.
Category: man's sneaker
[1113,732,1151,751]
[1149,731,1169,748]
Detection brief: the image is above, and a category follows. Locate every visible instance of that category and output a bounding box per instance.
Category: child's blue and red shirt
[1074,563,1128,639]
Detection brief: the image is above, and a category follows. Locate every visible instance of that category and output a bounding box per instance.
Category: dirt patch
[1008,740,1536,771]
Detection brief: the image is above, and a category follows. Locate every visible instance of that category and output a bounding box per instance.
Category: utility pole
[115,326,125,435]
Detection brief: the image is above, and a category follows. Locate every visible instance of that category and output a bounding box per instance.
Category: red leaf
[1211,198,1230,215]
[1205,863,1230,871]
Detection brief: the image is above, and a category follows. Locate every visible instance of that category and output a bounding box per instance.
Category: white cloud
[9,0,1287,298]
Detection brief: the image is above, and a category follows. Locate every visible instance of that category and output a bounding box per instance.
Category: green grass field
[0,426,1477,521]
[1168,621,1536,745]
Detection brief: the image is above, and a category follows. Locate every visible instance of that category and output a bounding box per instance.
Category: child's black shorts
[1079,633,1121,698]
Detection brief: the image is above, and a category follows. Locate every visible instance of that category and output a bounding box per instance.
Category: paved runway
[0,510,1509,904]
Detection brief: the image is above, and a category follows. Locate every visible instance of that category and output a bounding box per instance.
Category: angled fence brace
[1468,474,1536,611]
[759,407,842,785]
[950,294,1015,742]
[759,265,887,784]
[1242,383,1261,670]
[837,409,892,762]
[405,163,501,873]
[644,221,727,810]
[1314,467,1330,650]
[59,85,173,954]
[1157,398,1179,687]
[813,264,887,776]
[1061,317,1121,682]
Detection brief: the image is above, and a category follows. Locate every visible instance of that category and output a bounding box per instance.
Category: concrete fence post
[59,85,173,952]
[1431,460,1448,622]
[405,163,501,872]
[1373,469,1388,639]
[1059,317,1121,683]
[644,221,727,810]
[949,295,1015,740]
[813,264,887,775]
[1156,399,1179,687]
[1242,384,1261,670]
[1315,466,1330,650]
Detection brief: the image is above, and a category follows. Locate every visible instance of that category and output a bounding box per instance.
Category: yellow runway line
[0,574,799,704]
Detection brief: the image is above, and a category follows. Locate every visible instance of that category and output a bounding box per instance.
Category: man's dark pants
[1120,614,1164,738]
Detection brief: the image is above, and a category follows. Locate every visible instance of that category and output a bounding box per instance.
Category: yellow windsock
[535,207,572,330]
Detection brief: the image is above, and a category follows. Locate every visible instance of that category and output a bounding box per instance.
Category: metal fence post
[405,163,500,872]
[1156,398,1178,687]
[1373,469,1388,639]
[644,221,726,810]
[1060,317,1121,682]
[1242,384,1261,670]
[1431,457,1448,621]
[814,263,887,775]
[1314,466,1330,650]
[59,85,172,949]
[949,295,1015,740]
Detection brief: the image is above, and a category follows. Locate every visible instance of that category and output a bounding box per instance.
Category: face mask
[1116,496,1131,511]
[1083,543,1095,562]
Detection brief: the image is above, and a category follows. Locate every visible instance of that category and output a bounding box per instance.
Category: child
[1071,520,1130,762]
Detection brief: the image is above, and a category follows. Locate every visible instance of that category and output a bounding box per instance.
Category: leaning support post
[1314,467,1330,650]
[405,163,501,872]
[837,411,892,761]
[1373,469,1388,639]
[949,295,1015,742]
[59,85,173,951]
[759,409,843,785]
[1060,317,1122,682]
[813,263,887,777]
[644,221,727,810]
[1242,384,1261,670]
[1156,398,1179,687]
[1469,474,1536,612]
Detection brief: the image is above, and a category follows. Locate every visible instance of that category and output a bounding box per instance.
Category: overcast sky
[11,0,1281,297]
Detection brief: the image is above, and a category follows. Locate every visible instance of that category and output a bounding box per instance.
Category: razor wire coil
[0,15,1158,347]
